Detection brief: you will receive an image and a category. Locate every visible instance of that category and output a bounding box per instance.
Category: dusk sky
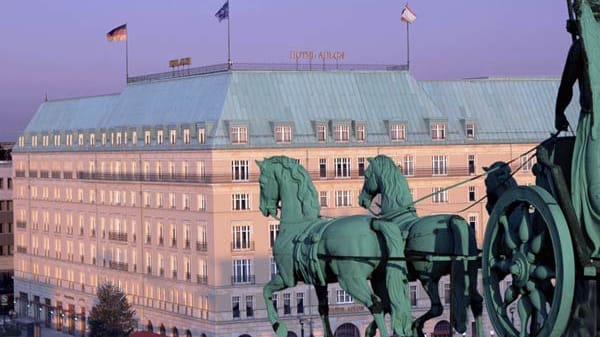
[0,1,571,142]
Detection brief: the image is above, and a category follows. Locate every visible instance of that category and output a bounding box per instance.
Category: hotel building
[12,64,577,337]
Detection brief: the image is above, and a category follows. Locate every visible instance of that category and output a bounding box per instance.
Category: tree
[88,283,136,337]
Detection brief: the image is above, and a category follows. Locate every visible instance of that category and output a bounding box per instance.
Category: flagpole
[406,21,410,70]
[227,2,232,69]
[126,26,129,81]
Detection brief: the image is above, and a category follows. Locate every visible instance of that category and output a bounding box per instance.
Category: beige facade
[12,141,536,337]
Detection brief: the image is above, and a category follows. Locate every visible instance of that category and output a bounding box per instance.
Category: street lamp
[299,319,305,337]
[490,331,495,337]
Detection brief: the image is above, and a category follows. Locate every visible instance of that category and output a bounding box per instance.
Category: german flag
[107,24,127,42]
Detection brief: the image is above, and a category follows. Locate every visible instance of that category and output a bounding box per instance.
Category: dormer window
[431,122,446,141]
[275,125,292,144]
[333,124,350,142]
[132,131,137,145]
[78,134,84,146]
[157,130,164,145]
[230,126,248,144]
[356,124,366,142]
[198,128,206,144]
[466,123,475,140]
[183,129,190,144]
[54,134,61,147]
[390,123,406,141]
[101,133,106,146]
[317,124,327,142]
[170,130,177,145]
[144,131,151,145]
[42,135,49,147]
[90,134,95,146]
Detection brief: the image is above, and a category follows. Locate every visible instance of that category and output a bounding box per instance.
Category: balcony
[108,232,128,242]
[231,275,255,285]
[16,246,27,254]
[231,241,255,251]
[16,221,26,229]
[108,261,129,271]
[196,241,207,252]
[197,275,208,284]
[15,170,25,178]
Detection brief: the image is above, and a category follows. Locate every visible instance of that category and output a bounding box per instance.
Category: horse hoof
[273,321,288,337]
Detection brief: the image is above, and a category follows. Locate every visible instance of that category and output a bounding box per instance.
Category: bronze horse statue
[358,155,483,337]
[257,155,412,337]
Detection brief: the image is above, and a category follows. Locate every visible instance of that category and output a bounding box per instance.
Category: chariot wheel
[482,186,575,337]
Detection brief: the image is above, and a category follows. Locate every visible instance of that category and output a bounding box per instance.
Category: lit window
[132,131,137,145]
[356,124,366,142]
[432,155,448,176]
[390,123,406,141]
[466,123,475,139]
[317,124,327,142]
[431,123,446,140]
[275,125,292,144]
[333,124,350,142]
[230,126,248,144]
[432,187,448,203]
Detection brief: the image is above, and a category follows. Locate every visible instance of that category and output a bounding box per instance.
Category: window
[275,125,292,144]
[444,283,451,304]
[269,223,279,248]
[144,131,151,145]
[468,215,478,228]
[358,157,366,176]
[466,123,475,139]
[232,224,253,250]
[230,126,248,144]
[232,259,252,284]
[390,123,406,141]
[403,155,414,176]
[431,123,446,140]
[198,128,206,144]
[356,124,365,142]
[157,130,164,145]
[468,155,475,175]
[246,295,254,317]
[432,155,448,176]
[335,190,352,207]
[54,135,61,147]
[336,289,353,304]
[334,124,350,142]
[319,158,327,178]
[232,296,240,318]
[283,293,291,315]
[198,194,206,212]
[334,157,351,178]
[232,193,250,211]
[132,131,137,145]
[89,133,95,146]
[317,124,327,142]
[319,191,329,207]
[170,130,176,145]
[272,293,278,313]
[296,292,304,314]
[183,129,190,144]
[232,160,249,181]
[469,186,476,202]
[432,187,448,203]
[410,285,418,306]
[521,154,533,172]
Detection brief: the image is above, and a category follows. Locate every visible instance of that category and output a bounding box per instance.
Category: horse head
[358,157,380,209]
[483,161,518,214]
[359,155,413,216]
[256,159,281,219]
[257,156,320,222]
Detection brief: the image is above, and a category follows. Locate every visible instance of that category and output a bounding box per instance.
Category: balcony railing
[231,241,255,251]
[231,275,255,285]
[16,221,26,229]
[16,246,27,254]
[108,232,128,242]
[196,241,208,252]
[197,275,208,284]
[108,261,128,271]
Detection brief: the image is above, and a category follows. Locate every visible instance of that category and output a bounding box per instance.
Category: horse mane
[370,155,414,208]
[484,161,517,214]
[268,156,320,217]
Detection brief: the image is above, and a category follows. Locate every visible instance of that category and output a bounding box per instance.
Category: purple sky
[0,1,570,141]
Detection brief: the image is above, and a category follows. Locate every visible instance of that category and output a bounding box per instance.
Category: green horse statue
[357,155,483,337]
[257,156,412,337]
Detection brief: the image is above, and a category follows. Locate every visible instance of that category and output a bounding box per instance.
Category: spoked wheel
[482,186,575,337]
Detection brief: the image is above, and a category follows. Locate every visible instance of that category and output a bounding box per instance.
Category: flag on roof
[215,1,229,22]
[401,4,416,23]
[106,24,127,42]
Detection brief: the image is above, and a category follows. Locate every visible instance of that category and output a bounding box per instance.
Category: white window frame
[317,124,327,142]
[333,124,350,142]
[275,125,292,144]
[232,193,251,211]
[334,157,351,178]
[432,155,448,176]
[232,224,253,250]
[432,187,448,203]
[232,160,249,181]
[390,123,406,141]
[431,122,446,140]
[335,190,352,207]
[230,126,248,144]
[355,123,366,142]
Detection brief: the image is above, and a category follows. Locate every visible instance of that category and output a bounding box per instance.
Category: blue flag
[215,1,229,22]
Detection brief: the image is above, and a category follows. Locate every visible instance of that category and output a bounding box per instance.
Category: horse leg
[338,276,390,337]
[468,225,484,337]
[263,274,289,337]
[365,320,378,337]
[449,217,470,334]
[413,278,443,337]
[314,285,334,337]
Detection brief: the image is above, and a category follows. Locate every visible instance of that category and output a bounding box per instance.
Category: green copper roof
[18,70,579,152]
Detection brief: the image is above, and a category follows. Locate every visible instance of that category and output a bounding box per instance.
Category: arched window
[433,320,452,337]
[334,323,360,337]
